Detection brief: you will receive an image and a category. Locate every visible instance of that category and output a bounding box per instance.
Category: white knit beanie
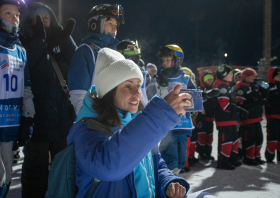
[94,48,143,98]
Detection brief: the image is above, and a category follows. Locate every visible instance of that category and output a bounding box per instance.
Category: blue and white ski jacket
[0,31,30,142]
[158,68,196,133]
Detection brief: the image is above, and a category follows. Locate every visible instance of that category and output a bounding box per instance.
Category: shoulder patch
[237,90,243,95]
[220,88,227,94]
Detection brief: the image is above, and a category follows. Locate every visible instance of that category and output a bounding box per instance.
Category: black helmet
[117,39,141,57]
[87,4,124,34]
[216,64,232,80]
[0,0,26,35]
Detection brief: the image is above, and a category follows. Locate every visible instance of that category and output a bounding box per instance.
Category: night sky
[32,0,280,72]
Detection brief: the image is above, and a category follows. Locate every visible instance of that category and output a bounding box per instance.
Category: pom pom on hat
[94,48,143,98]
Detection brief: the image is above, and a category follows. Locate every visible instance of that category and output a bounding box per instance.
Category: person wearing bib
[156,45,196,175]
[0,1,34,197]
[68,4,125,116]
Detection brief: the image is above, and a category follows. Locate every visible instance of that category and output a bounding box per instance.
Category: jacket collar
[0,31,21,48]
[81,33,119,50]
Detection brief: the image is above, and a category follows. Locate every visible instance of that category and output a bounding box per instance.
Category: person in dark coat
[213,64,241,170]
[20,2,76,197]
[265,67,280,162]
[235,68,268,166]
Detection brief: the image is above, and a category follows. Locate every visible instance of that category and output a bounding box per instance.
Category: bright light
[224,53,228,57]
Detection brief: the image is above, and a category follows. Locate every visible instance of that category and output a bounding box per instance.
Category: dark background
[29,0,280,72]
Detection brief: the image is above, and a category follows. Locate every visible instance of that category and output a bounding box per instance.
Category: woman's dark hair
[91,87,122,128]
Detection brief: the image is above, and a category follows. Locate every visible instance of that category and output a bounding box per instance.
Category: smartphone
[179,89,203,112]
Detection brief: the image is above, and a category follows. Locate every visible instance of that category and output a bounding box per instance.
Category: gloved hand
[18,116,34,147]
[47,18,76,50]
[32,15,46,40]
[59,18,76,39]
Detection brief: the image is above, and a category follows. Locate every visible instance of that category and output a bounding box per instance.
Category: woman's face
[0,4,20,25]
[114,78,142,114]
[245,75,256,83]
[103,17,118,35]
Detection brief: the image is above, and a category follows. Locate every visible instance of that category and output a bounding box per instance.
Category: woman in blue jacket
[67,4,124,116]
[67,48,192,198]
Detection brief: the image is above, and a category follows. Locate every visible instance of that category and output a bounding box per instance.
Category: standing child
[157,45,196,175]
[68,4,125,116]
[235,68,268,165]
[213,64,241,170]
[265,67,280,162]
[0,0,34,197]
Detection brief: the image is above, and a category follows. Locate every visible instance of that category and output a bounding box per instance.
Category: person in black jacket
[265,67,280,163]
[20,2,76,198]
[235,68,268,166]
[195,70,215,160]
[213,64,241,170]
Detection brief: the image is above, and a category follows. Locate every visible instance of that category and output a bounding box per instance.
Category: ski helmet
[156,44,184,69]
[87,4,124,35]
[0,0,26,35]
[116,39,141,57]
[216,64,232,80]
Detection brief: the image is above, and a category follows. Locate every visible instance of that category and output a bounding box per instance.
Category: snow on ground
[7,119,280,198]
[180,119,280,197]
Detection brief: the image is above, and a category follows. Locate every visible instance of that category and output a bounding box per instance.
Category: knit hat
[29,8,51,20]
[203,74,214,82]
[146,63,157,72]
[216,64,232,80]
[241,68,257,80]
[94,48,143,98]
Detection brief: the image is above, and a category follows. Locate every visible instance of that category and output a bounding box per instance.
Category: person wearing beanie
[20,2,77,197]
[68,4,125,116]
[145,63,160,100]
[235,68,268,166]
[213,64,241,170]
[147,62,157,78]
[191,70,215,163]
[265,67,280,163]
[0,1,34,197]
[67,48,191,198]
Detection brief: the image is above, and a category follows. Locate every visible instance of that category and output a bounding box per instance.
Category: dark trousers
[265,118,280,162]
[241,122,263,161]
[21,140,67,198]
[217,125,239,168]
[196,121,214,157]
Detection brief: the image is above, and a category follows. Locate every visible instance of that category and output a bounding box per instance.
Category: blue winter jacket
[67,96,190,198]
[67,33,119,92]
[0,31,31,142]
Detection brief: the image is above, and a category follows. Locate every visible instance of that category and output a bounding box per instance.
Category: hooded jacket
[265,67,280,119]
[0,30,30,142]
[213,79,237,126]
[67,93,190,198]
[20,2,77,142]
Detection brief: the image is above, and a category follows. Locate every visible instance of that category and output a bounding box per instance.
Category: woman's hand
[166,182,186,198]
[164,84,192,116]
